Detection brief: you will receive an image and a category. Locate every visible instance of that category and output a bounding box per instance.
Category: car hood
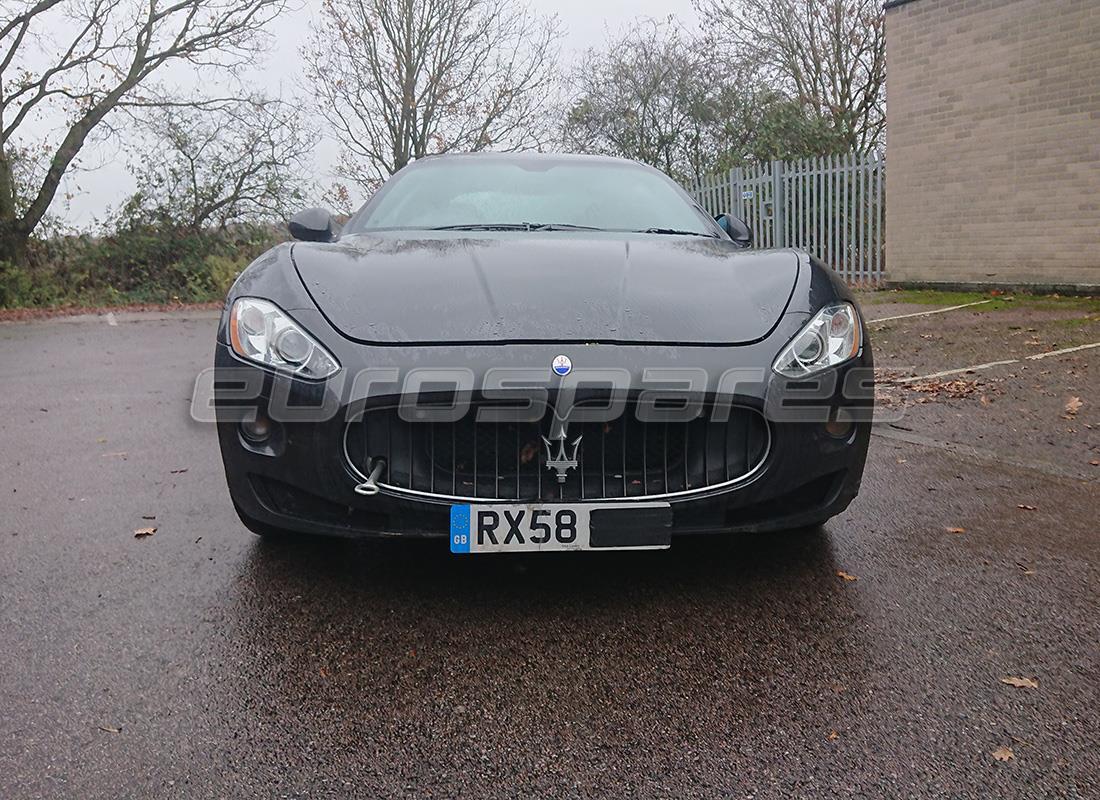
[292,232,800,345]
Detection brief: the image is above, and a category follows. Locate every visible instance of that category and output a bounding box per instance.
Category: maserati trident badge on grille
[551,354,572,376]
[542,430,582,483]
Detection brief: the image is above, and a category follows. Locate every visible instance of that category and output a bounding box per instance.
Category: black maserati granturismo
[214,153,873,552]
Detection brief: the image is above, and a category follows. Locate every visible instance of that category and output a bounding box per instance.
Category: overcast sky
[55,0,699,228]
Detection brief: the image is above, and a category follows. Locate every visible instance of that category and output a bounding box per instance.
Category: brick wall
[885,0,1100,288]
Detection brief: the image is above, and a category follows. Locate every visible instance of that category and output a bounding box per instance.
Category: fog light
[825,407,856,439]
[241,415,272,442]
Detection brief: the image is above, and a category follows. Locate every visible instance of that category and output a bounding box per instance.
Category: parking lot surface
[1,300,1097,798]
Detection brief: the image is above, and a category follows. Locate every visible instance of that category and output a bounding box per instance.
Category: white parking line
[895,359,1020,384]
[867,299,993,324]
[1026,341,1100,360]
[891,339,1100,384]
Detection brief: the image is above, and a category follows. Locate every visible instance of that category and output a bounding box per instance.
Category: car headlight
[773,302,861,378]
[228,297,340,379]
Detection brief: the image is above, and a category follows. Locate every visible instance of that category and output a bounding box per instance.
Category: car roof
[411,152,647,169]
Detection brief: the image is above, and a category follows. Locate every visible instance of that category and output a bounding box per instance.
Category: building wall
[885,0,1100,288]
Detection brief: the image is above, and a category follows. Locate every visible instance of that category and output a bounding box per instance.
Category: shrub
[3,222,283,309]
[0,260,66,308]
[204,254,249,297]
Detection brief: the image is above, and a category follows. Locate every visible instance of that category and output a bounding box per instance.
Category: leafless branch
[0,0,287,260]
[122,96,317,229]
[301,0,561,193]
[695,0,885,152]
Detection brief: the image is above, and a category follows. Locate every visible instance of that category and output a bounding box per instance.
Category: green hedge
[1,223,283,309]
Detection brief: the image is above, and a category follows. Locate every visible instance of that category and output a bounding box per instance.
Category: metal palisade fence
[686,152,886,284]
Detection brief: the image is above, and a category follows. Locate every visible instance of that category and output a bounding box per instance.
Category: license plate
[449,503,671,553]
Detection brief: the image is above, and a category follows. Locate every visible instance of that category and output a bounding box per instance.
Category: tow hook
[354,459,386,496]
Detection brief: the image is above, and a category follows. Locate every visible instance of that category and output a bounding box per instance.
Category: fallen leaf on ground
[1064,396,1083,416]
[827,730,839,741]
[946,526,966,534]
[98,725,121,734]
[134,527,157,539]
[1090,460,1099,467]
[992,746,1014,762]
[836,570,858,582]
[1001,676,1039,689]
[907,378,985,400]
[1017,504,1037,511]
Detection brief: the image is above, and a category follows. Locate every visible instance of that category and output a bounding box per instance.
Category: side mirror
[288,208,336,242]
[715,214,752,247]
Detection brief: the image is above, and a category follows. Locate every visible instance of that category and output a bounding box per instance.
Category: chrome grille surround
[344,403,771,504]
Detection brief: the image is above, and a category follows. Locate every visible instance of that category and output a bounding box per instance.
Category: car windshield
[346,157,717,236]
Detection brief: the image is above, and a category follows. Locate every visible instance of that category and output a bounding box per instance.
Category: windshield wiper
[529,223,605,231]
[635,227,717,238]
[430,223,530,231]
[431,222,606,232]
[429,223,710,235]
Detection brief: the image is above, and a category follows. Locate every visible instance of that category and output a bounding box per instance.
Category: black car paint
[291,232,800,346]
[215,225,872,540]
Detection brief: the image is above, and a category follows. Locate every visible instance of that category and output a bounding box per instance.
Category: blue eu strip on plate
[450,504,471,553]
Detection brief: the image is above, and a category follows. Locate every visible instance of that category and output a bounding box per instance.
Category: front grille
[345,403,769,502]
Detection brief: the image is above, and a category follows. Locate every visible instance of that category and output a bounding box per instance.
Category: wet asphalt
[0,312,1097,799]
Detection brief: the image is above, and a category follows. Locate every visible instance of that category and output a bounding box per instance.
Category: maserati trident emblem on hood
[551,354,572,376]
[542,429,582,483]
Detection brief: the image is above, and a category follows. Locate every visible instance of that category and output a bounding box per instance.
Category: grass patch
[1016,295,1100,313]
[860,288,1100,314]
[879,289,994,306]
[1049,316,1100,329]
[857,288,1013,310]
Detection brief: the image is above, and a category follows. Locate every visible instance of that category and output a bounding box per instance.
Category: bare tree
[563,20,713,181]
[0,0,287,264]
[697,0,886,152]
[563,20,841,182]
[302,0,561,193]
[124,97,315,230]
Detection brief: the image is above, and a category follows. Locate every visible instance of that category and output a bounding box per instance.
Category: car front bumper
[214,337,873,541]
